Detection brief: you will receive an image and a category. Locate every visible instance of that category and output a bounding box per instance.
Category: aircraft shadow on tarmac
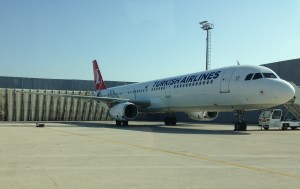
[57,122,250,136]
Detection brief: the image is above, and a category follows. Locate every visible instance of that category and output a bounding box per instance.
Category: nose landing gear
[234,110,247,131]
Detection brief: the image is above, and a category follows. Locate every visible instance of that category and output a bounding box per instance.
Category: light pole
[199,21,214,70]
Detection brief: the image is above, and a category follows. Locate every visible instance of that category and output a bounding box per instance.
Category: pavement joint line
[47,127,300,181]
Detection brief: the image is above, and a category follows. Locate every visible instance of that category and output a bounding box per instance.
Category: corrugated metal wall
[0,77,135,122]
[263,58,300,86]
[0,88,112,121]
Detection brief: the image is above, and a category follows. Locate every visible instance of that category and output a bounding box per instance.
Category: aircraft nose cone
[278,81,295,103]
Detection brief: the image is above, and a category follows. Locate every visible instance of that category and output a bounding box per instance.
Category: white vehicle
[259,109,300,130]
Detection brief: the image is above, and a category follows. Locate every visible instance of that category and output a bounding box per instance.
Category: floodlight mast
[199,21,214,70]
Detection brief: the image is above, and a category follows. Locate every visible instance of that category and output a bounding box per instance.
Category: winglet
[93,60,107,91]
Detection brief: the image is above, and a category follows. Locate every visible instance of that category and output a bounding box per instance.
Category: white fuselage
[98,65,295,113]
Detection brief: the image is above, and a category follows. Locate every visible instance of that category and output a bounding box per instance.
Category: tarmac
[0,121,300,189]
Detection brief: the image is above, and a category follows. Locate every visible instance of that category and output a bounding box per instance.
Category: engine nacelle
[186,111,218,121]
[109,102,138,121]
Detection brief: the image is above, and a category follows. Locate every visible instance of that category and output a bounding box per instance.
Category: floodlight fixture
[199,21,214,70]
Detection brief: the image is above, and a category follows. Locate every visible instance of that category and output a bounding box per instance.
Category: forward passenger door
[220,69,235,93]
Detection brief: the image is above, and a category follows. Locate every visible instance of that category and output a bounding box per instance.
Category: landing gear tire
[234,122,247,131]
[263,126,269,130]
[116,120,129,126]
[170,117,177,126]
[234,122,239,131]
[282,123,289,130]
[241,122,247,131]
[164,117,171,125]
[164,116,177,126]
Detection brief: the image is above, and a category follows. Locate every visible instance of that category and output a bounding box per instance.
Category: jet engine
[109,102,138,121]
[186,111,218,121]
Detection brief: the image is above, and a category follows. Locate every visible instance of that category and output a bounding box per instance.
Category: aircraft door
[220,69,235,93]
[133,89,137,99]
[165,85,171,99]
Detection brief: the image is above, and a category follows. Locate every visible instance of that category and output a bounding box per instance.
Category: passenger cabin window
[245,73,253,80]
[263,73,277,78]
[252,73,263,80]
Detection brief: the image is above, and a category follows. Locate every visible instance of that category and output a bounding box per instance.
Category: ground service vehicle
[259,109,300,130]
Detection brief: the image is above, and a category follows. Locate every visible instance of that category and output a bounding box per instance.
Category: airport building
[0,79,133,121]
[0,58,299,123]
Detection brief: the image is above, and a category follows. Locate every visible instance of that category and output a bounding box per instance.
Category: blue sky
[0,0,299,82]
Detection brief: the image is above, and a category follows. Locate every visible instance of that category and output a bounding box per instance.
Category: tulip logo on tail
[93,60,107,91]
[95,69,102,91]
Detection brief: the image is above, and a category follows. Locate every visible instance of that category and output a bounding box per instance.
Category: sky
[0,0,299,82]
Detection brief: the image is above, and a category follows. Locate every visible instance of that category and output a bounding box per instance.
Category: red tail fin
[93,60,107,91]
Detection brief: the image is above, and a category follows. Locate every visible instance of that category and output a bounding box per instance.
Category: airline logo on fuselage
[152,71,221,88]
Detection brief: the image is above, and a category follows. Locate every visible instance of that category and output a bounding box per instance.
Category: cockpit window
[252,73,263,80]
[263,73,277,78]
[245,73,253,81]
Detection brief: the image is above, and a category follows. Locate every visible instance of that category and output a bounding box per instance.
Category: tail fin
[93,60,107,91]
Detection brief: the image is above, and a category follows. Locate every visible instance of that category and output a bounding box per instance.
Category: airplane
[91,60,295,131]
[16,60,295,131]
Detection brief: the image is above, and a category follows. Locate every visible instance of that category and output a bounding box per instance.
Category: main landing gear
[116,120,128,126]
[234,110,247,131]
[164,116,177,126]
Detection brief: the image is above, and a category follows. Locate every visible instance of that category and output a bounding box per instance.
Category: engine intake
[186,111,218,121]
[109,102,138,121]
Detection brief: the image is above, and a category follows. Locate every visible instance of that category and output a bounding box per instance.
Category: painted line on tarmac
[48,127,300,181]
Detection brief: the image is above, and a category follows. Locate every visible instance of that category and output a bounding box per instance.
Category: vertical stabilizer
[93,60,107,91]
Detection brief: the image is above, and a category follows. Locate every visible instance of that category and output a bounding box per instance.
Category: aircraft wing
[15,90,151,108]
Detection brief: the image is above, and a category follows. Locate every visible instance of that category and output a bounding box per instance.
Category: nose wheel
[234,110,247,131]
